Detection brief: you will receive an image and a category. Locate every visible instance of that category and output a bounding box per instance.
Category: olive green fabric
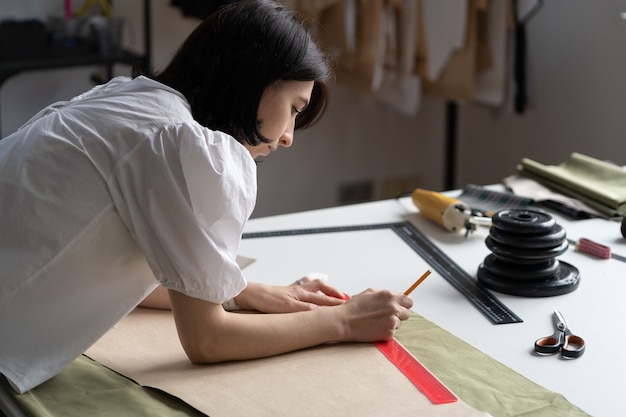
[395,315,590,417]
[518,152,626,218]
[1,356,206,417]
[2,314,588,417]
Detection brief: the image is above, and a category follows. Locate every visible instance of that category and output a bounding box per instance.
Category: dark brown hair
[142,0,333,146]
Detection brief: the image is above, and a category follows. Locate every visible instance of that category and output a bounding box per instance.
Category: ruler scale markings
[242,221,522,324]
[391,223,522,324]
[242,222,396,239]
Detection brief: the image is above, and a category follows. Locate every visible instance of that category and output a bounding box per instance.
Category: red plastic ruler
[374,339,457,404]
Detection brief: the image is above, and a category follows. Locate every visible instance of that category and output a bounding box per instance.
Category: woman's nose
[279,130,294,148]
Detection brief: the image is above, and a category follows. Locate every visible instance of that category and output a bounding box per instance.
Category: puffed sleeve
[107,123,256,303]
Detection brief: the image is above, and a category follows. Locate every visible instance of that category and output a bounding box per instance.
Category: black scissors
[534,310,585,359]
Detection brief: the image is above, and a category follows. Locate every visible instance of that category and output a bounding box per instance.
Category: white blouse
[0,76,256,393]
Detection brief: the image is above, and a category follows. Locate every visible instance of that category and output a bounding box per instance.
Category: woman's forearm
[168,289,345,363]
[168,288,411,364]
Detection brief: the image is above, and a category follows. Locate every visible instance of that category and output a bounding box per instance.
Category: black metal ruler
[243,221,522,324]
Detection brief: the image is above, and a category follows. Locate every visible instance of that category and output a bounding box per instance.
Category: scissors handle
[534,330,563,354]
[561,329,586,358]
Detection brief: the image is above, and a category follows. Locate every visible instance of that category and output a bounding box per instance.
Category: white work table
[240,197,625,417]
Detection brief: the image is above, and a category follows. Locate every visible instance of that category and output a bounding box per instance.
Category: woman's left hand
[234,276,347,313]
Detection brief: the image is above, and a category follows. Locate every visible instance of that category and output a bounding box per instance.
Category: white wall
[458,1,626,186]
[2,1,626,218]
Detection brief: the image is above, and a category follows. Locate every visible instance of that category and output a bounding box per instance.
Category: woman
[0,0,413,394]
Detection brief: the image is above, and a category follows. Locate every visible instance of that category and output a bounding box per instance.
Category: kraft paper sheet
[86,308,490,417]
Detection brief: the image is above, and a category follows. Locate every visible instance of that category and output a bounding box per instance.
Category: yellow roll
[411,188,470,232]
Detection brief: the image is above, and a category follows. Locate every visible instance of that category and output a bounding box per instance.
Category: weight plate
[477,261,580,297]
[485,236,569,260]
[491,209,555,234]
[488,224,566,250]
[480,254,559,281]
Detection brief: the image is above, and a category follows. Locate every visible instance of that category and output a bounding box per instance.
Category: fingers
[390,293,413,332]
[356,288,412,327]
[395,293,413,324]
[354,288,413,310]
[398,292,414,312]
[290,281,345,307]
[292,272,327,287]
[337,289,415,343]
[395,306,411,321]
[292,274,347,301]
[306,279,347,300]
[299,289,345,307]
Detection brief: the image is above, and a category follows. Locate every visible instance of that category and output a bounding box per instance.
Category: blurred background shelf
[1,0,150,84]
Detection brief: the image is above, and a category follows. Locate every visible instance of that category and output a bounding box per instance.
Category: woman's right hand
[337,288,414,342]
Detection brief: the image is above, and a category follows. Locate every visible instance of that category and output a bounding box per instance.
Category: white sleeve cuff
[222,298,241,311]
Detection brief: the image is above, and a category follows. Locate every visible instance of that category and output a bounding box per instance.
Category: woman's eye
[292,106,302,115]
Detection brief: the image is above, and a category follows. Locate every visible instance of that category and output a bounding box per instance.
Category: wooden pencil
[404,269,432,295]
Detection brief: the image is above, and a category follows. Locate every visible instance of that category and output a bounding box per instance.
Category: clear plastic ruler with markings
[243,221,522,324]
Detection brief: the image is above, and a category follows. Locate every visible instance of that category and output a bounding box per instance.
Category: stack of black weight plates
[477,209,580,297]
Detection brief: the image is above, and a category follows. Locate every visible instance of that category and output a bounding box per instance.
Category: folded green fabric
[1,357,206,417]
[518,152,626,217]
